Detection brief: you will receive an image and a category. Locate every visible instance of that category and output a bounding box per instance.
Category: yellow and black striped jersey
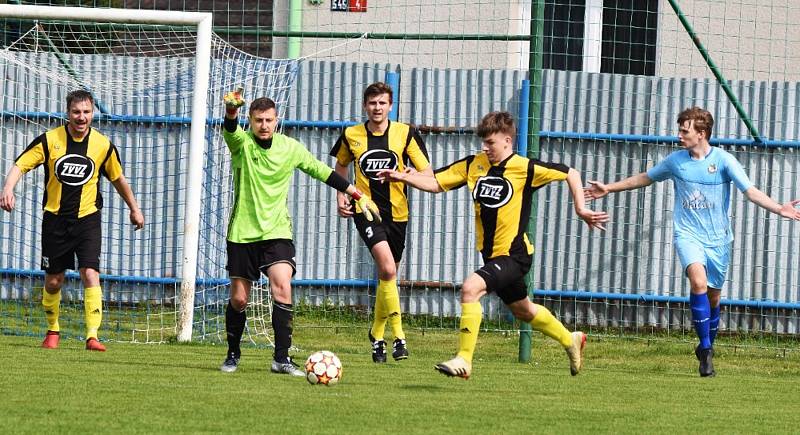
[330,121,430,222]
[14,126,124,218]
[434,153,569,260]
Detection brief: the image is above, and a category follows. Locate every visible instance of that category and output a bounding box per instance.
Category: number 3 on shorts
[365,226,373,239]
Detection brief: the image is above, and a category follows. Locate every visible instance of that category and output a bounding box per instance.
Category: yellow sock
[84,286,103,340]
[42,289,61,332]
[370,281,388,340]
[530,304,572,348]
[456,302,482,363]
[382,279,405,340]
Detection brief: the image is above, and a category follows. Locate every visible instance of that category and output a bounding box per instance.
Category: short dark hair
[677,106,714,138]
[66,89,94,109]
[363,82,393,104]
[249,97,277,116]
[476,111,516,139]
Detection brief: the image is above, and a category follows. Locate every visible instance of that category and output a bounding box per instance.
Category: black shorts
[41,211,102,274]
[226,239,296,281]
[353,212,407,262]
[475,255,533,305]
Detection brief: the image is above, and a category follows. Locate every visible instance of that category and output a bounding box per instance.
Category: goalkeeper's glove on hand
[351,190,381,223]
[224,87,245,114]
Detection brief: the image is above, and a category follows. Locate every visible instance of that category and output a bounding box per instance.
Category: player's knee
[230,295,248,311]
[270,282,292,302]
[377,262,396,281]
[44,274,64,291]
[510,305,533,322]
[707,291,721,307]
[460,284,482,303]
[80,267,100,286]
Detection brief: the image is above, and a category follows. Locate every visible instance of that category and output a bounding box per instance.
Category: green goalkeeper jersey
[224,125,333,243]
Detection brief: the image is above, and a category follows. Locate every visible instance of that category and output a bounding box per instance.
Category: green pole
[519,0,545,363]
[287,0,303,58]
[666,0,762,143]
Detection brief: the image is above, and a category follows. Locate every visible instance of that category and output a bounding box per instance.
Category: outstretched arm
[584,172,653,201]
[0,165,23,212]
[565,168,609,231]
[744,187,800,221]
[322,169,381,223]
[377,168,443,193]
[110,175,144,230]
[334,162,354,218]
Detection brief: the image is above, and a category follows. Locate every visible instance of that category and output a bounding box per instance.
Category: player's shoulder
[43,125,66,141]
[274,132,308,150]
[665,148,689,160]
[344,122,367,136]
[389,120,412,133]
[710,147,744,170]
[88,127,112,144]
[710,146,737,161]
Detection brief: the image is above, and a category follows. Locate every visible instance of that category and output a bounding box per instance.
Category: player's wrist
[350,190,363,201]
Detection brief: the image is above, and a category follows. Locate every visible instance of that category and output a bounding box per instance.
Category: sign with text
[331,0,367,12]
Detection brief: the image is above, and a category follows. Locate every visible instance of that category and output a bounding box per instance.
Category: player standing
[585,106,800,377]
[378,111,608,378]
[219,88,379,374]
[330,82,432,363]
[1,89,144,351]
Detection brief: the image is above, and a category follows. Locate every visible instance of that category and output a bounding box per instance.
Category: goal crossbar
[0,4,212,342]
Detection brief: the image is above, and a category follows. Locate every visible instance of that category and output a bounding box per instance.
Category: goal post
[0,4,211,342]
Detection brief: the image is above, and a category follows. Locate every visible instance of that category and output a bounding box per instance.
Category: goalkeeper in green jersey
[219,88,379,375]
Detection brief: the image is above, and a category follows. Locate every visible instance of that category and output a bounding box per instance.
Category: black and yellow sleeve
[14,134,47,173]
[404,128,430,171]
[530,159,569,188]
[434,156,473,191]
[329,131,354,166]
[100,143,124,181]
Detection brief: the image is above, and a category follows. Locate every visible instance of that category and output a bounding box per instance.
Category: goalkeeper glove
[224,87,245,113]
[351,190,381,223]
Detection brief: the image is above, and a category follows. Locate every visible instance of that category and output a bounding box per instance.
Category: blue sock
[709,305,721,346]
[690,293,711,349]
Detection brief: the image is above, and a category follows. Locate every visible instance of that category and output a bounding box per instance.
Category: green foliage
[2,320,800,434]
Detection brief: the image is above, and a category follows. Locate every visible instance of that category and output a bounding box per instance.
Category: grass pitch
[1,323,799,434]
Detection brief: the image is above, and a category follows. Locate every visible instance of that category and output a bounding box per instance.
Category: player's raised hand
[223,86,245,111]
[584,180,609,201]
[576,207,609,231]
[778,199,800,221]
[0,189,14,212]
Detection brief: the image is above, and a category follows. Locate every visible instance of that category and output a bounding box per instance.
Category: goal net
[0,5,298,345]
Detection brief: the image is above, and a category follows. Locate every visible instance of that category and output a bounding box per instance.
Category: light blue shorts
[674,238,731,289]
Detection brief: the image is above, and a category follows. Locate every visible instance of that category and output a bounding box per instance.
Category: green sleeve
[292,137,334,183]
[222,124,248,158]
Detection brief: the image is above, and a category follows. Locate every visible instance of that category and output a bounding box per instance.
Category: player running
[378,111,608,378]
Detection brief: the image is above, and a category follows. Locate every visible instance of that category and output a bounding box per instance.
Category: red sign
[349,0,367,12]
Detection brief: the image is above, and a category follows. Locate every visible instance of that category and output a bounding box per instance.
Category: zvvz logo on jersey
[358,149,398,180]
[55,154,95,186]
[473,176,513,208]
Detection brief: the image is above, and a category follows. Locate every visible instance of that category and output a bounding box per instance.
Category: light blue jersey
[647,147,753,247]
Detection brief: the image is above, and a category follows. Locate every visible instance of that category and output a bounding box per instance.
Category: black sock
[272,302,293,362]
[226,302,246,358]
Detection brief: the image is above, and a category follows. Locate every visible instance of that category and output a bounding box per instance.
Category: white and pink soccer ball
[304,350,343,386]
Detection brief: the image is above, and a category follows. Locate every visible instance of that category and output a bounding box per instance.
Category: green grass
[2,322,800,434]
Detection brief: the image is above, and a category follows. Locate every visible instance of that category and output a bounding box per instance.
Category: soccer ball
[304,350,343,386]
